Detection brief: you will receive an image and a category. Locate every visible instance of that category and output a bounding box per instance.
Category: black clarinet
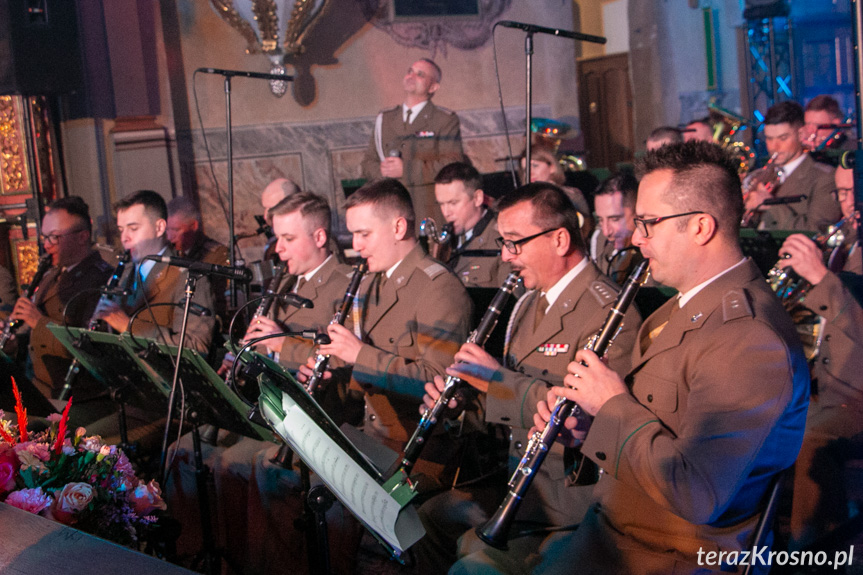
[0,253,53,350]
[305,260,367,395]
[58,251,132,401]
[477,260,649,549]
[393,271,520,480]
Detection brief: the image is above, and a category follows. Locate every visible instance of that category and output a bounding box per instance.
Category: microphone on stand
[145,255,253,282]
[497,20,606,44]
[197,67,294,82]
[276,293,314,309]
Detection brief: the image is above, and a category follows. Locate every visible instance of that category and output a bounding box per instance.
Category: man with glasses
[780,164,863,549]
[6,196,113,401]
[744,101,839,232]
[535,141,809,574]
[415,182,641,575]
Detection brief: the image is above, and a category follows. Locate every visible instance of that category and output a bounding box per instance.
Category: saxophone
[58,251,132,400]
[476,260,650,550]
[304,259,368,395]
[392,271,520,481]
[0,253,53,350]
[420,218,454,261]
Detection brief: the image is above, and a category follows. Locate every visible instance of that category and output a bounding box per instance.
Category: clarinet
[305,259,367,396]
[394,271,520,479]
[58,251,132,401]
[477,260,650,550]
[0,253,53,350]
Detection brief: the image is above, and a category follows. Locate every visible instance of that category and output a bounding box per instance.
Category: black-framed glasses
[495,228,559,255]
[633,211,706,238]
[40,228,86,245]
[831,187,854,202]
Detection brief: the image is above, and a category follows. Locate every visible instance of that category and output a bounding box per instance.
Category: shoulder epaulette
[436,105,456,115]
[722,288,753,322]
[381,105,400,114]
[422,261,447,280]
[589,280,618,306]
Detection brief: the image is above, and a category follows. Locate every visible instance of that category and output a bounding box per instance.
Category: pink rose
[14,441,50,462]
[51,482,95,524]
[0,445,17,494]
[46,413,62,424]
[82,437,102,453]
[128,480,167,515]
[5,487,52,514]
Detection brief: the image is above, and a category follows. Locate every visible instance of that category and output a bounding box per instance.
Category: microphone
[276,292,314,309]
[197,67,294,82]
[762,195,807,206]
[178,300,213,317]
[497,21,606,44]
[146,255,253,282]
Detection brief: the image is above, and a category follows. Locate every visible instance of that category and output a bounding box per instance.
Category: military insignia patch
[537,343,570,356]
[416,131,435,138]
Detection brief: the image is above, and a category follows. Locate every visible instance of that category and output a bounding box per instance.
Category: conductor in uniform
[360,59,466,224]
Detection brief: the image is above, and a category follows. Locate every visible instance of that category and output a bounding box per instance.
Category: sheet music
[266,392,422,553]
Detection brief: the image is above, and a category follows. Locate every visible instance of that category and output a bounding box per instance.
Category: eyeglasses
[831,188,854,201]
[633,211,706,238]
[40,228,85,245]
[495,228,559,255]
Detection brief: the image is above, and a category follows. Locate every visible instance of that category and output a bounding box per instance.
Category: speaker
[743,0,790,20]
[0,0,84,95]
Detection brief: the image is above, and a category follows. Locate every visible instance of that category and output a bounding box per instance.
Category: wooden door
[577,53,634,171]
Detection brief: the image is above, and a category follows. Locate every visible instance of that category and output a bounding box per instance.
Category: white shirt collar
[541,257,589,310]
[139,245,169,283]
[403,101,428,124]
[677,257,748,308]
[386,256,407,279]
[301,254,332,283]
[779,152,807,181]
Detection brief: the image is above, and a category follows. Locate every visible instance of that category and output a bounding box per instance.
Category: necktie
[404,108,412,127]
[294,276,306,294]
[640,300,679,354]
[374,272,387,305]
[534,293,549,332]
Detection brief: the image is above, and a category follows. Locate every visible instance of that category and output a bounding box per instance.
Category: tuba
[708,103,754,176]
[768,212,857,361]
[419,218,454,261]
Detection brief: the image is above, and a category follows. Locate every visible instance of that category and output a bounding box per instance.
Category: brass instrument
[305,259,367,396]
[391,271,520,480]
[708,103,754,175]
[768,212,857,361]
[58,251,132,401]
[419,218,454,261]
[477,260,650,549]
[0,253,53,350]
[741,153,783,228]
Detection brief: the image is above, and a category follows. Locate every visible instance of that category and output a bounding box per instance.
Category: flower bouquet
[0,377,166,546]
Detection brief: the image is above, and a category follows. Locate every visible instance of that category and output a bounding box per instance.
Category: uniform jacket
[276,256,355,372]
[350,244,472,457]
[360,101,465,223]
[448,211,512,288]
[805,244,863,409]
[761,154,840,232]
[120,246,216,354]
[28,250,113,395]
[182,233,230,325]
[592,233,645,287]
[571,259,809,574]
[484,260,641,527]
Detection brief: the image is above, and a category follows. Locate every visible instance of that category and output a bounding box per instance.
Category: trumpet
[0,253,53,351]
[420,218,454,261]
[58,251,132,401]
[476,260,650,550]
[305,259,367,396]
[741,153,783,227]
[392,271,520,481]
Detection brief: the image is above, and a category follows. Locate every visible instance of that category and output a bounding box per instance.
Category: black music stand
[0,350,57,417]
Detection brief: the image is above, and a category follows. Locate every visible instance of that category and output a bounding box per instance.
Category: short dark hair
[434,162,482,192]
[636,141,742,239]
[48,196,92,235]
[497,182,585,254]
[346,178,416,235]
[805,94,842,119]
[418,58,442,83]
[167,195,201,224]
[269,191,332,237]
[647,126,683,146]
[765,101,805,127]
[594,172,638,210]
[115,190,168,222]
[525,140,565,186]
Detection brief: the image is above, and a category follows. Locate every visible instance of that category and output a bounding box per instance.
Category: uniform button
[595,451,607,461]
[368,414,377,421]
[389,338,395,343]
[820,305,828,311]
[822,357,830,365]
[541,369,548,376]
[514,441,523,450]
[647,394,653,402]
[824,334,831,342]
